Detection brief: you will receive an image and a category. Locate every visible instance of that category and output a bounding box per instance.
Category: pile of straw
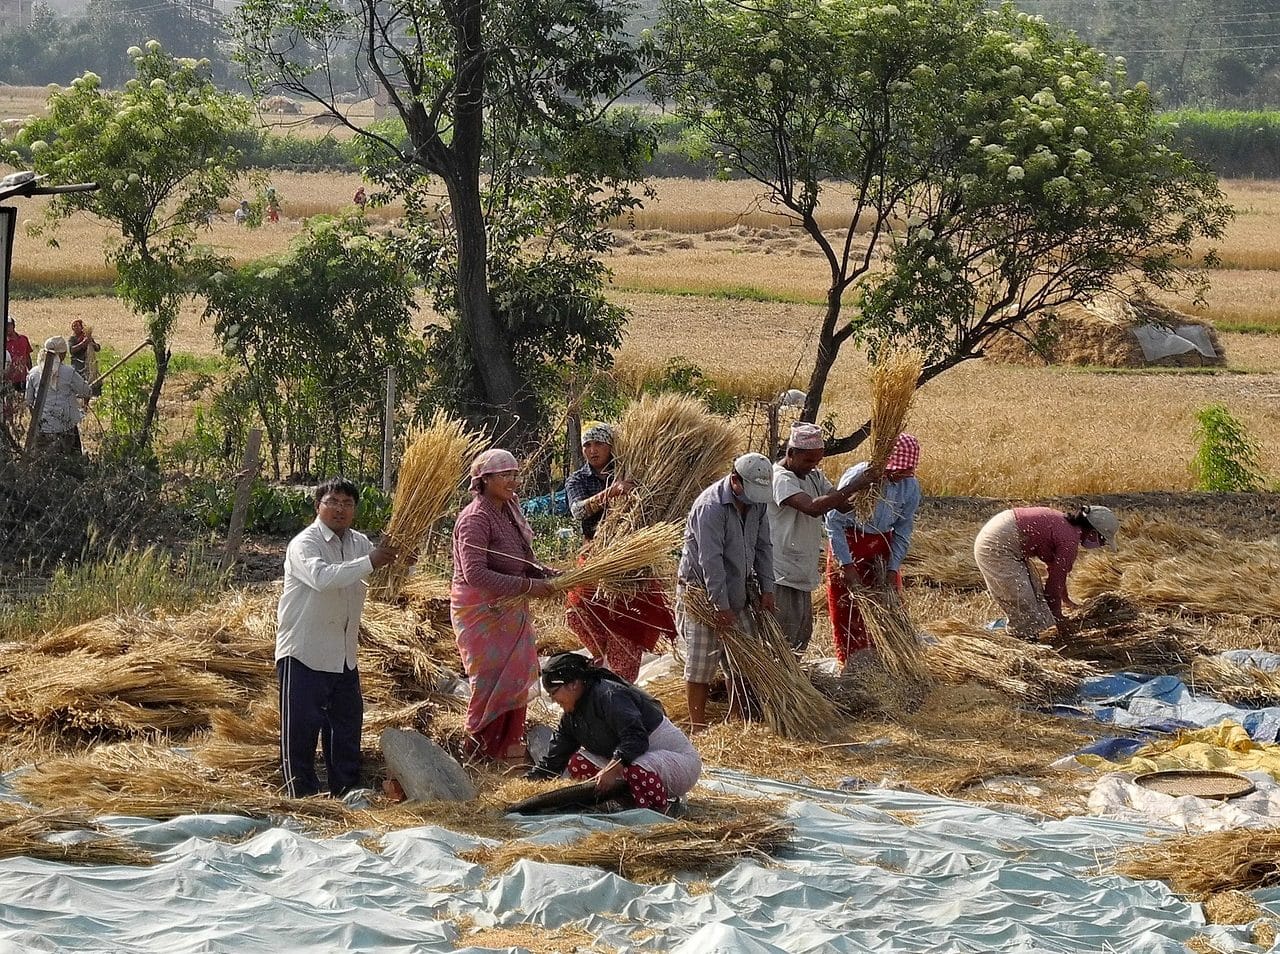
[903,525,984,589]
[683,587,844,740]
[1190,657,1280,707]
[846,587,932,688]
[924,619,1097,703]
[851,347,922,518]
[375,412,488,599]
[520,521,683,602]
[1050,594,1205,672]
[465,800,792,883]
[0,804,153,866]
[804,667,877,717]
[1118,829,1280,897]
[593,393,737,546]
[13,742,351,823]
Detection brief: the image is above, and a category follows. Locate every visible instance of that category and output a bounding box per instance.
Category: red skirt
[825,528,895,664]
[565,556,676,682]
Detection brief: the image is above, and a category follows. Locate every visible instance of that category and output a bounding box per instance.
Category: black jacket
[530,678,665,778]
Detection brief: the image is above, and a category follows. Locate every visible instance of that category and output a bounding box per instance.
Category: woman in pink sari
[451,449,555,763]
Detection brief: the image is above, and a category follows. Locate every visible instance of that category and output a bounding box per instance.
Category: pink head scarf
[468,448,534,548]
[884,433,920,472]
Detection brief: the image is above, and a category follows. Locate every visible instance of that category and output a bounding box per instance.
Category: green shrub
[1191,403,1265,492]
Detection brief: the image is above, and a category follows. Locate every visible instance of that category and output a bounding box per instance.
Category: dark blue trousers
[277,656,363,798]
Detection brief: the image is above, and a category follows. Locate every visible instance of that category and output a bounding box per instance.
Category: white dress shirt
[276,518,375,672]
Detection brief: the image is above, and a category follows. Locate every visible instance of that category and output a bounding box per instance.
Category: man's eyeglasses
[320,497,356,510]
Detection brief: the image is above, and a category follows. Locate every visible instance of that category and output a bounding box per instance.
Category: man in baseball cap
[675,452,777,730]
[768,422,880,651]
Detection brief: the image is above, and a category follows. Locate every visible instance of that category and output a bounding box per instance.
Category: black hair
[314,477,360,506]
[541,652,597,691]
[1064,506,1100,535]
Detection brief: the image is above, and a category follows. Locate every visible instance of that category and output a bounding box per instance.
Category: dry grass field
[6,152,1280,497]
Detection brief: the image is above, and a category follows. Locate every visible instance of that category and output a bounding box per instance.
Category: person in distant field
[265,187,280,224]
[973,505,1120,640]
[823,433,922,669]
[768,422,879,651]
[276,478,403,798]
[676,452,776,731]
[563,422,675,682]
[3,316,32,425]
[68,319,100,382]
[450,449,557,764]
[234,199,251,225]
[24,336,91,455]
[527,653,701,814]
[353,187,368,210]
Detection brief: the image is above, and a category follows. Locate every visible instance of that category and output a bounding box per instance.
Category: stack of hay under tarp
[984,293,1225,369]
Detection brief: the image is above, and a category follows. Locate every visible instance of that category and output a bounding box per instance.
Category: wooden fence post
[22,350,59,453]
[382,367,396,495]
[219,428,262,574]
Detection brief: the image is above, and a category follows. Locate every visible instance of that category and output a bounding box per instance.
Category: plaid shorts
[675,585,752,684]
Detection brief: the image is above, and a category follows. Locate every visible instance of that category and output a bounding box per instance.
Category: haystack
[925,619,1096,703]
[1118,829,1280,897]
[985,293,1225,368]
[1049,594,1205,671]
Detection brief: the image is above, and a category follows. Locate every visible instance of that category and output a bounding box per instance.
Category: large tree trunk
[801,290,872,455]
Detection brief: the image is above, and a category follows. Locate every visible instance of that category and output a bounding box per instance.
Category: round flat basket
[1133,770,1256,801]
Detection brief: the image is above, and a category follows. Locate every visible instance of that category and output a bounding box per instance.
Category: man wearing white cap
[24,336,91,455]
[768,422,879,651]
[676,453,776,730]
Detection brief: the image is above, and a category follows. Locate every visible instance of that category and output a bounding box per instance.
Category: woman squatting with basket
[563,423,677,681]
[450,449,556,765]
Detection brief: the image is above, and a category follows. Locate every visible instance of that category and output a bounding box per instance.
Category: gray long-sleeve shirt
[677,476,774,613]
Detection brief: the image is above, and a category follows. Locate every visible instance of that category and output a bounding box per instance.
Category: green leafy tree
[234,0,652,442]
[201,217,426,481]
[1191,403,1265,492]
[9,43,251,448]
[656,0,1232,452]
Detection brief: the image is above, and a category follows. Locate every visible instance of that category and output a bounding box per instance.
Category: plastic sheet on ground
[1076,672,1280,741]
[0,769,1260,953]
[1088,769,1280,831]
[1074,722,1280,781]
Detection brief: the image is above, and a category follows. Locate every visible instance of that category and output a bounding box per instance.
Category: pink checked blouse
[451,496,541,597]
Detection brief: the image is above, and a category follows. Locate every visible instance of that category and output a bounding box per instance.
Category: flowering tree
[657,0,1231,451]
[9,42,251,448]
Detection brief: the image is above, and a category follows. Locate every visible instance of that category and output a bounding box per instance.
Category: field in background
[6,157,1280,498]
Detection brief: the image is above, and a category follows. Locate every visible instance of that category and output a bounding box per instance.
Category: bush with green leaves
[1191,404,1265,492]
[201,216,426,482]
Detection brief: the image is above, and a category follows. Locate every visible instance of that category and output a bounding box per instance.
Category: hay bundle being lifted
[924,619,1096,703]
[375,411,488,599]
[851,347,923,519]
[683,587,843,740]
[846,587,932,689]
[519,521,684,603]
[593,393,737,546]
[985,294,1225,369]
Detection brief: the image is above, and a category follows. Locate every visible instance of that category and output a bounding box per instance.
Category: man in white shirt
[277,478,401,798]
[768,423,878,651]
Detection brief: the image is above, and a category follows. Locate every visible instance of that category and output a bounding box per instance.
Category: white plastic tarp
[1089,770,1280,832]
[0,770,1258,953]
[1132,323,1216,362]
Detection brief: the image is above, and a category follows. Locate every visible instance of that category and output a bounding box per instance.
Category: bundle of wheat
[683,587,844,740]
[375,412,488,599]
[851,347,923,518]
[0,810,153,866]
[593,393,737,546]
[360,601,447,695]
[520,522,683,603]
[1190,657,1280,707]
[1048,596,1205,672]
[464,800,792,883]
[846,587,932,688]
[1118,829,1280,897]
[924,619,1096,702]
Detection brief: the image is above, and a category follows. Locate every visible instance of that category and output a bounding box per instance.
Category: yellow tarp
[1077,721,1280,780]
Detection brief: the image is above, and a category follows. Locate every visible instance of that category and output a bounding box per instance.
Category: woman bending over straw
[973,505,1119,640]
[823,434,922,668]
[527,653,701,813]
[564,423,677,681]
[451,449,556,764]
